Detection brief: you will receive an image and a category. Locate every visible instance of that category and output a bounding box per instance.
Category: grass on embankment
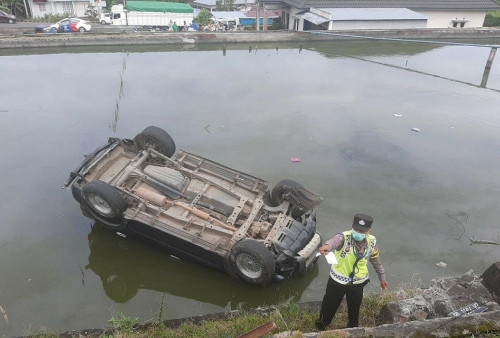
[31,291,397,337]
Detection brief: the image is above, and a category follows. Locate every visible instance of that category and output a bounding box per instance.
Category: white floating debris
[316,252,338,265]
[0,306,8,325]
[436,261,447,268]
[393,114,403,117]
[411,128,421,132]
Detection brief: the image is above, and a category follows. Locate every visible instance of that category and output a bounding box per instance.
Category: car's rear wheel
[82,181,127,225]
[134,126,176,157]
[270,179,303,206]
[8,19,14,24]
[229,239,275,285]
[101,20,106,24]
[51,27,57,33]
[79,27,86,32]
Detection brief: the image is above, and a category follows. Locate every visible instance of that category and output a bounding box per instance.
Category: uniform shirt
[325,233,387,283]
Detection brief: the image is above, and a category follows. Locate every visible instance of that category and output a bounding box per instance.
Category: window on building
[452,19,467,28]
[38,3,46,11]
[62,2,74,14]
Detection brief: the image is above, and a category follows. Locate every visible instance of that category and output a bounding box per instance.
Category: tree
[196,8,212,25]
[215,0,234,11]
[0,0,27,18]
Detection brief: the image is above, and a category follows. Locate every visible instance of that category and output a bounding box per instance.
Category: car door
[59,19,73,32]
[70,19,80,32]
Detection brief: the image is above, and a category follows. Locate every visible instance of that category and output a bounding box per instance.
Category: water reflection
[86,223,317,307]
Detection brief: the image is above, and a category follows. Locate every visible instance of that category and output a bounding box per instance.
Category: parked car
[100,12,111,25]
[64,127,323,285]
[35,17,91,33]
[0,9,17,23]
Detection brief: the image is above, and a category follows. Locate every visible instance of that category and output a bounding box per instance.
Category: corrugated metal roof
[263,0,500,11]
[320,8,428,20]
[245,7,280,17]
[126,1,193,13]
[211,11,248,19]
[193,0,255,6]
[297,11,330,24]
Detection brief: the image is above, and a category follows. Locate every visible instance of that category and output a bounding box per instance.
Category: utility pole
[480,47,497,88]
[255,1,260,31]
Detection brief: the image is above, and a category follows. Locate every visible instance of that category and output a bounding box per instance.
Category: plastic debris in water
[291,158,301,162]
[393,114,403,117]
[411,128,421,132]
[436,261,447,268]
[0,306,8,325]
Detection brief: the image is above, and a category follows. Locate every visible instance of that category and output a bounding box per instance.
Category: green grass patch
[97,291,398,337]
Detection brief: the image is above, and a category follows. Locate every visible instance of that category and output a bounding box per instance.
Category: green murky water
[0,40,499,335]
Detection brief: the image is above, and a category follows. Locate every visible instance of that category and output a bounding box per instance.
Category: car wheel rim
[88,193,112,216]
[236,253,262,279]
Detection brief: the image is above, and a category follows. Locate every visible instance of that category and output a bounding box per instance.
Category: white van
[99,13,111,25]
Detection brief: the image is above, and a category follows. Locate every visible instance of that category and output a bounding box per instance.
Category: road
[0,21,122,35]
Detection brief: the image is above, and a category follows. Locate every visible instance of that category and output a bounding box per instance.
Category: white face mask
[352,229,366,241]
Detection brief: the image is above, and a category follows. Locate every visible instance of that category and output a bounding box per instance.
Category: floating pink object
[291,158,301,162]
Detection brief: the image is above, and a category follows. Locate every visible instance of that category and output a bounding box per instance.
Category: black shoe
[315,319,326,331]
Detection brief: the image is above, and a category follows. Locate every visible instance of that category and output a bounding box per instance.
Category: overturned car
[64,127,322,285]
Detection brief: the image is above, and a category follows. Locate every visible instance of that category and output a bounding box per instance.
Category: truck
[111,1,194,30]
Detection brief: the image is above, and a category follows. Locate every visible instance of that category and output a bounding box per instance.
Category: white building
[29,0,106,18]
[260,0,500,31]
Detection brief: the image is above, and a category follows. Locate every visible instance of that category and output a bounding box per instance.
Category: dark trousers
[316,277,368,330]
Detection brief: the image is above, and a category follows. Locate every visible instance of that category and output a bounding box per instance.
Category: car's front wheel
[101,20,106,24]
[79,27,86,32]
[229,239,275,285]
[134,126,176,157]
[82,181,127,225]
[8,19,14,24]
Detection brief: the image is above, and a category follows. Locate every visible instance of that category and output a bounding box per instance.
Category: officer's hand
[380,281,388,290]
[319,244,331,255]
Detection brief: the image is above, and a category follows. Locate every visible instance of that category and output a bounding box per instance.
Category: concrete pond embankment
[49,262,500,337]
[1,28,500,49]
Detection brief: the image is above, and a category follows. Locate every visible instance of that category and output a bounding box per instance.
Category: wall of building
[30,0,88,18]
[330,19,427,30]
[416,10,487,28]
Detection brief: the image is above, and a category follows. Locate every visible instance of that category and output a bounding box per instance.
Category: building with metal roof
[191,0,255,12]
[259,0,500,30]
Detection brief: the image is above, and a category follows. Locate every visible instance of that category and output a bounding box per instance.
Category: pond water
[0,39,499,335]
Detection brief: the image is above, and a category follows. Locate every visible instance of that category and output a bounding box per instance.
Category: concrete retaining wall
[1,28,500,49]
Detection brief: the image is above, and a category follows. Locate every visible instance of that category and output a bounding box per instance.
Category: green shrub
[484,10,500,27]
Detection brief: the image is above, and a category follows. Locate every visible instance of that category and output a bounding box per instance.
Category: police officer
[315,214,388,331]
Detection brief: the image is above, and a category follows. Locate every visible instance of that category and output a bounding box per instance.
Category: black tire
[71,183,83,204]
[229,239,275,285]
[101,20,106,24]
[79,27,86,33]
[270,179,303,207]
[82,181,127,224]
[223,255,240,281]
[134,126,176,157]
